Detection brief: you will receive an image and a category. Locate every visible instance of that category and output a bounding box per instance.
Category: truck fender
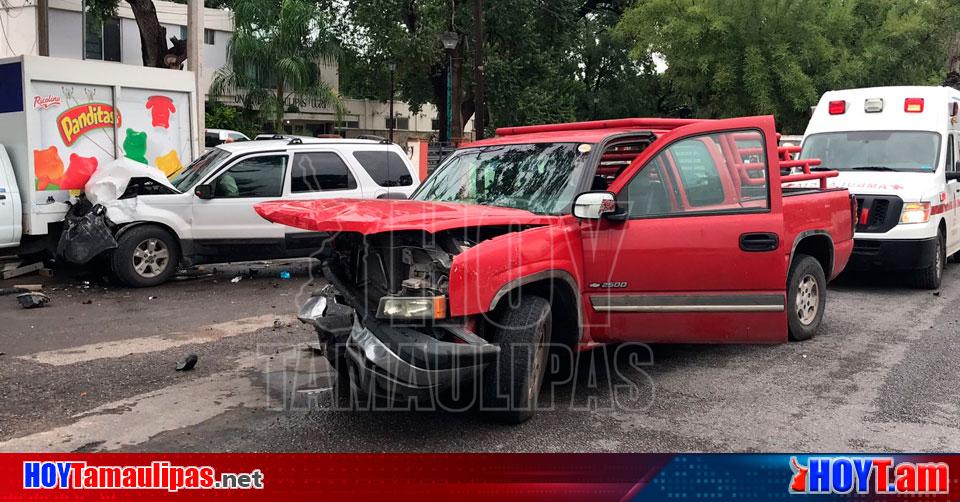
[487,269,584,348]
[789,230,834,278]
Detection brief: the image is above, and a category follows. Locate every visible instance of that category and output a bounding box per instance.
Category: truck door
[946,134,960,255]
[581,120,787,343]
[191,152,290,261]
[0,148,18,247]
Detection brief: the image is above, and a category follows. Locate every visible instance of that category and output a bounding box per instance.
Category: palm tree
[210,0,342,132]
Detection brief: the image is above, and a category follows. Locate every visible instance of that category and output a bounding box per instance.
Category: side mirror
[573,191,617,220]
[947,171,960,182]
[194,184,213,199]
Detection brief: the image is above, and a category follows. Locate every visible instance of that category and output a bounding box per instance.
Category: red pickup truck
[256,116,855,423]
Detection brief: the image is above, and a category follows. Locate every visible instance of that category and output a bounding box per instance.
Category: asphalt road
[1,259,958,453]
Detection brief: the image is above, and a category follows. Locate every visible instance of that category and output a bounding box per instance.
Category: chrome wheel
[795,274,819,326]
[132,238,170,278]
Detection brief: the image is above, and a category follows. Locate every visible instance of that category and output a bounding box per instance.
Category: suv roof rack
[357,134,392,144]
[495,118,710,137]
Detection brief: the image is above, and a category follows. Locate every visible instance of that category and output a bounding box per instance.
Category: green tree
[210,0,341,132]
[617,0,960,132]
[335,0,635,138]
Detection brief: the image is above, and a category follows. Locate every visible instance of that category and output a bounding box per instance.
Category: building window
[204,29,215,45]
[431,118,440,131]
[337,120,359,129]
[386,116,409,130]
[85,16,121,62]
[179,26,188,40]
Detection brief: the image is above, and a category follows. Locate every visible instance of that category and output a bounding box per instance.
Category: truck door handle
[740,232,779,252]
[0,194,6,200]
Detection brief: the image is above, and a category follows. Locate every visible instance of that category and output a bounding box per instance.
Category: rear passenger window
[352,151,413,187]
[624,130,769,217]
[291,152,357,193]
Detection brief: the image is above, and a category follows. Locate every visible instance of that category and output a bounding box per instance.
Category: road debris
[175,354,199,371]
[279,271,291,280]
[231,276,242,283]
[17,292,50,309]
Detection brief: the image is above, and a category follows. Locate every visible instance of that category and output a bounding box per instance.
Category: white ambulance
[800,86,960,289]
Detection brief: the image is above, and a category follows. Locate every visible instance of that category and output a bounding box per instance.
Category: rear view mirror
[573,191,617,219]
[194,184,213,199]
[947,171,960,182]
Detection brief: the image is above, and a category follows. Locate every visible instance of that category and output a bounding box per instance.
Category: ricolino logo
[789,457,949,495]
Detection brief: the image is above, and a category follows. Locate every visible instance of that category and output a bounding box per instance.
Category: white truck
[800,86,960,289]
[0,55,200,255]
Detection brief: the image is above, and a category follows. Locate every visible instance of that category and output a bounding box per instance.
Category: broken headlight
[377,296,447,320]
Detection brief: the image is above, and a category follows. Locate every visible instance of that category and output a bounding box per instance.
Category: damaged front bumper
[299,294,498,401]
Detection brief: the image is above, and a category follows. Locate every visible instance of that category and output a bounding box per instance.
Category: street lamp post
[388,62,397,143]
[440,31,459,144]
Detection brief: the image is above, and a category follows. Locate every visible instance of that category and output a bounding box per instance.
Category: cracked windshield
[413,143,591,215]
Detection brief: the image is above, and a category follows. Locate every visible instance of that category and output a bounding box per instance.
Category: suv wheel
[914,230,945,290]
[111,225,180,288]
[787,254,826,342]
[483,295,552,424]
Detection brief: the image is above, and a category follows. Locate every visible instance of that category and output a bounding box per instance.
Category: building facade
[0,0,467,143]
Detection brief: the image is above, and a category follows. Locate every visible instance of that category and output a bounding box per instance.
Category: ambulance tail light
[828,100,846,115]
[904,98,924,113]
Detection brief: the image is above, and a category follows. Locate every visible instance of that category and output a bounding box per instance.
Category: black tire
[110,225,180,288]
[482,295,552,424]
[914,230,945,290]
[787,254,826,342]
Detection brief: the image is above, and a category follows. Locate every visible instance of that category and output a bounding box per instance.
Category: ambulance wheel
[914,230,945,290]
[111,225,180,288]
[483,295,552,424]
[787,255,826,342]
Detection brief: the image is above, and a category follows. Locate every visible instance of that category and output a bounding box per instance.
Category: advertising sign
[28,82,192,202]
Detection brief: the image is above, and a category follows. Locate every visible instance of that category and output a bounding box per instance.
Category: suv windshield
[171,148,231,191]
[801,131,941,172]
[412,143,590,215]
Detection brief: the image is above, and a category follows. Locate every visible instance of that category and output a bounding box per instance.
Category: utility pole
[37,0,49,56]
[472,0,484,140]
[187,0,204,149]
[388,62,396,143]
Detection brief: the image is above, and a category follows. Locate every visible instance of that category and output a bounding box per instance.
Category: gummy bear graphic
[123,128,148,164]
[59,154,99,190]
[145,95,176,129]
[33,146,64,191]
[155,150,184,177]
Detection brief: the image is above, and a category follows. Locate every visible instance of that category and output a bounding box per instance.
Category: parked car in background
[800,86,960,289]
[205,129,250,148]
[93,137,420,287]
[259,116,855,423]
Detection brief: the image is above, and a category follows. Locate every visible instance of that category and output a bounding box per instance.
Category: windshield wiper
[850,166,897,172]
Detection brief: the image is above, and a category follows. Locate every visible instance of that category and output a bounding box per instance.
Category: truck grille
[855,196,901,233]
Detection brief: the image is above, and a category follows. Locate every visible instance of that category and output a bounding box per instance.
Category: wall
[0,1,39,58]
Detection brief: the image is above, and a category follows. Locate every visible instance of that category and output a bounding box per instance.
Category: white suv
[102,137,420,287]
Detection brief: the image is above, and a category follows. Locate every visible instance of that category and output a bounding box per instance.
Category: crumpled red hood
[255,199,555,234]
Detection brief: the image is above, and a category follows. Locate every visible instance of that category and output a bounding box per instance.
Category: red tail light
[828,100,846,115]
[904,98,924,113]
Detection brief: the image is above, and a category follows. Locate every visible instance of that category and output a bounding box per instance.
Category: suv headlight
[377,296,447,320]
[900,202,931,224]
